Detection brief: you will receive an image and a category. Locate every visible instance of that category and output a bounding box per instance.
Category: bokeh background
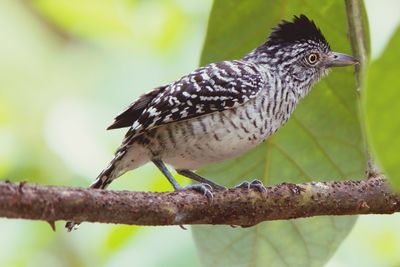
[1,0,400,266]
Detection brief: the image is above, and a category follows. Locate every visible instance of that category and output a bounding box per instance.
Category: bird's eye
[306,53,320,65]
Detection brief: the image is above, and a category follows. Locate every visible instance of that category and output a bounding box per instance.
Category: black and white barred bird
[66,15,358,230]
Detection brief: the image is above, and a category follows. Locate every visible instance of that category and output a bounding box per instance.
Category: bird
[66,15,358,231]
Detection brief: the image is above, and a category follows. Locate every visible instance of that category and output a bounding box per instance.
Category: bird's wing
[108,60,265,138]
[107,85,168,130]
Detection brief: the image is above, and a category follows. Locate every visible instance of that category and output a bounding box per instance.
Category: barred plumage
[109,60,265,138]
[66,14,358,231]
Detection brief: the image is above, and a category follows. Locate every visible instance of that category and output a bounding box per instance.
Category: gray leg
[153,159,182,190]
[152,160,214,201]
[176,169,225,190]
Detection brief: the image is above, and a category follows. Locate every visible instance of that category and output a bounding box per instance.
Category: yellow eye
[306,53,319,65]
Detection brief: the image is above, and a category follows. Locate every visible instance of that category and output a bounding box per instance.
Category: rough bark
[0,177,399,229]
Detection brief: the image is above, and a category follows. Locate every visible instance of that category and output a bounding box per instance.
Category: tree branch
[0,177,399,228]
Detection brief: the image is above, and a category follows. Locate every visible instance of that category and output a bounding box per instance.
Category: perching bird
[66,15,358,231]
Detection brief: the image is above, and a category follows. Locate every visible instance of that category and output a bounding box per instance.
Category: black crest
[267,15,330,48]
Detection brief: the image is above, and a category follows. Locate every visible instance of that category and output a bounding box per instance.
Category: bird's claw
[65,221,80,232]
[179,224,188,230]
[182,183,214,202]
[235,179,267,193]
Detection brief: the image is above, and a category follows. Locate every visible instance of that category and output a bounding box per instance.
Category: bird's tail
[65,150,127,231]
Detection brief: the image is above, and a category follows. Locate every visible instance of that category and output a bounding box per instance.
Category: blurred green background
[1,0,400,266]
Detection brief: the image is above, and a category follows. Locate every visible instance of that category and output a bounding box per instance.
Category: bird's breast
[139,93,290,169]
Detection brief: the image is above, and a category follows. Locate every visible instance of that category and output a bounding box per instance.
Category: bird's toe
[235,179,267,193]
[183,183,214,202]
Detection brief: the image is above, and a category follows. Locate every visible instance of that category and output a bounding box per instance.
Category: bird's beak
[326,52,359,67]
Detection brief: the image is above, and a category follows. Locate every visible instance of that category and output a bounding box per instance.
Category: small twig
[0,177,399,228]
[345,0,378,177]
[21,0,72,42]
[345,0,368,92]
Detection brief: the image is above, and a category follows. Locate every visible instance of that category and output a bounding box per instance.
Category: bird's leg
[176,169,225,190]
[152,160,214,202]
[152,159,182,190]
[235,179,267,193]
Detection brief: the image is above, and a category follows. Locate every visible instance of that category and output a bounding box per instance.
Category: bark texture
[0,177,399,228]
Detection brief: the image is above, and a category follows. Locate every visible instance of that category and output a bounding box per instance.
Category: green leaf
[193,1,367,266]
[365,26,400,189]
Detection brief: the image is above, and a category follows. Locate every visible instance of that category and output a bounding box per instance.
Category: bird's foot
[179,224,188,230]
[65,221,80,232]
[180,183,214,202]
[235,179,267,193]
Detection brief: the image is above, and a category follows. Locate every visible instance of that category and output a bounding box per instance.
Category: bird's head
[246,15,358,92]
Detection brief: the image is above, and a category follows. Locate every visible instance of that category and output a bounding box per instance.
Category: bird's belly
[153,101,272,170]
[165,127,261,169]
